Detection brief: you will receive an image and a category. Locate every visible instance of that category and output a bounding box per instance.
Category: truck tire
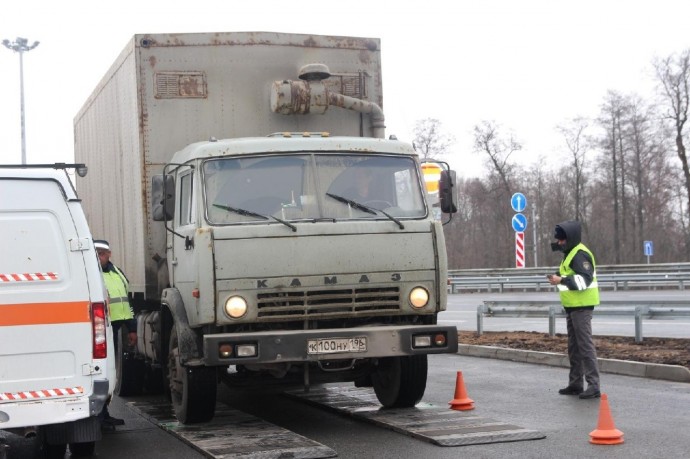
[42,443,66,459]
[115,330,145,396]
[68,441,95,457]
[143,365,165,394]
[372,355,427,408]
[167,326,217,424]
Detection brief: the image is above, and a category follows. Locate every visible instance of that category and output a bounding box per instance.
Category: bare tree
[623,95,668,261]
[653,49,690,257]
[437,54,690,269]
[472,120,521,194]
[598,91,629,264]
[412,118,455,160]
[557,117,591,221]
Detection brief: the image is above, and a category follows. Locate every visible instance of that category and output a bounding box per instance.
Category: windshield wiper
[212,203,297,232]
[325,193,404,230]
[270,214,297,232]
[213,203,269,220]
[375,208,405,230]
[326,193,376,215]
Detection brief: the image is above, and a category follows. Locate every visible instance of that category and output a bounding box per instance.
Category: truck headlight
[224,296,248,318]
[409,287,429,308]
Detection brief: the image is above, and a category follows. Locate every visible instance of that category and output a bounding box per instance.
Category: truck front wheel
[371,355,427,408]
[167,325,217,424]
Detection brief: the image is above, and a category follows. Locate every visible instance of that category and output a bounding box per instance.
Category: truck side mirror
[439,170,458,214]
[152,174,175,221]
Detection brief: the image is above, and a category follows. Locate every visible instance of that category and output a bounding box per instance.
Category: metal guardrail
[449,262,690,277]
[476,299,690,343]
[448,272,690,293]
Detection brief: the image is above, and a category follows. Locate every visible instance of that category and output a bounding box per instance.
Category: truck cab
[147,134,458,423]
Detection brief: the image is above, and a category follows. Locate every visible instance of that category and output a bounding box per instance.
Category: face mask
[551,242,564,252]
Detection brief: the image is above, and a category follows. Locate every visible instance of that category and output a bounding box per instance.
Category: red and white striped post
[515,231,525,268]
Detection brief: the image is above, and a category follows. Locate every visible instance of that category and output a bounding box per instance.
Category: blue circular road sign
[512,213,528,232]
[511,193,527,212]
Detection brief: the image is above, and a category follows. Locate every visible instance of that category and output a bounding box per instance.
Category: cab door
[170,167,198,311]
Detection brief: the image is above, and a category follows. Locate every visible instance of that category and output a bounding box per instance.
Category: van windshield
[203,154,427,224]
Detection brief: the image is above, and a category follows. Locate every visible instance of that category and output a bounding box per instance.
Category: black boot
[558,385,583,395]
[101,407,125,427]
[578,386,601,399]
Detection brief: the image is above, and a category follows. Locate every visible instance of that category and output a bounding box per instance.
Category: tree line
[413,49,690,269]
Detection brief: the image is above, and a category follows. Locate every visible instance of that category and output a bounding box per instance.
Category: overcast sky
[1,0,689,178]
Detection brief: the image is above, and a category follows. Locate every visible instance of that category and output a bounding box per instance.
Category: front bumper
[203,325,458,365]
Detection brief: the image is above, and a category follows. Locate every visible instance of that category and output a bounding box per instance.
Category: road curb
[458,344,690,383]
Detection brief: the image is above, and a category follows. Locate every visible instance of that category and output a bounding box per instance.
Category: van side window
[179,172,195,226]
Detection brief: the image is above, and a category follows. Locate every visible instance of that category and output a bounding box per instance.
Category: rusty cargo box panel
[74,32,383,300]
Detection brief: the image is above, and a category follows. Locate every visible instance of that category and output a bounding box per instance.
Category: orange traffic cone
[589,393,624,445]
[448,371,474,411]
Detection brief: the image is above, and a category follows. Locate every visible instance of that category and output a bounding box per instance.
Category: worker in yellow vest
[546,221,601,400]
[95,240,138,427]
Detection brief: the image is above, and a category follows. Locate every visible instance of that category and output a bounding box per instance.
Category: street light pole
[2,37,40,165]
[531,203,538,267]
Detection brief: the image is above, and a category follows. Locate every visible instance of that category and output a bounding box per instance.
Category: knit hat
[554,226,566,240]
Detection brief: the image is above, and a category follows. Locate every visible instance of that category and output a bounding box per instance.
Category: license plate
[307,337,367,355]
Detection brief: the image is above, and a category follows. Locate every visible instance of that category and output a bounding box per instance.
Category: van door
[0,178,95,399]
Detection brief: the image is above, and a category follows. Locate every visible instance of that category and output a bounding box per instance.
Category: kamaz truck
[74,31,458,424]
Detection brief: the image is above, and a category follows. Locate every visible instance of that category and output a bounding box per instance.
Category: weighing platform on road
[127,384,545,458]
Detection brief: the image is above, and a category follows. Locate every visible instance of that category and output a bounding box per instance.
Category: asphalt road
[440,290,690,338]
[3,290,688,458]
[4,350,689,458]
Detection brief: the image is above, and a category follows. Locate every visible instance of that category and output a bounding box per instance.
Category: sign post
[643,240,653,264]
[510,193,527,268]
[515,231,525,268]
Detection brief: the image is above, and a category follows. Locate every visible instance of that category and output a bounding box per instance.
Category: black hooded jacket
[554,220,596,295]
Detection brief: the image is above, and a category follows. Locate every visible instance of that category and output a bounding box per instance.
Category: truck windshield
[203,154,426,224]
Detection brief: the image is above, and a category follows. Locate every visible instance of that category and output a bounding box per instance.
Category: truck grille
[257,287,400,318]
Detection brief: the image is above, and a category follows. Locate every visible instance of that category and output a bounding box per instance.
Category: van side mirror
[439,170,458,214]
[152,174,175,221]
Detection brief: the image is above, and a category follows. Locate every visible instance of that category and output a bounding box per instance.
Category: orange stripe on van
[0,301,91,326]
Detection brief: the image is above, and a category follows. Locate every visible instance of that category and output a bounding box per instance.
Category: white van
[0,165,115,457]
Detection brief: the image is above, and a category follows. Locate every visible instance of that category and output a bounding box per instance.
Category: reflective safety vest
[557,243,600,308]
[103,265,134,321]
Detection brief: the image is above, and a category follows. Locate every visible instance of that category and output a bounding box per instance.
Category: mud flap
[41,416,102,445]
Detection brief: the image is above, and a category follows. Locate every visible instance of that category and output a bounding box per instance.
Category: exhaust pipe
[271,64,386,139]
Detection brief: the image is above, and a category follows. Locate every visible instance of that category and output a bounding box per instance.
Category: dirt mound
[459,331,690,369]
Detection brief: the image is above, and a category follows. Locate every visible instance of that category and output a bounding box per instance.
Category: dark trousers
[565,308,600,390]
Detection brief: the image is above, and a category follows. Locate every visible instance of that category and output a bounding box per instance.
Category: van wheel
[372,355,427,408]
[69,441,96,457]
[115,330,145,396]
[167,325,217,424]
